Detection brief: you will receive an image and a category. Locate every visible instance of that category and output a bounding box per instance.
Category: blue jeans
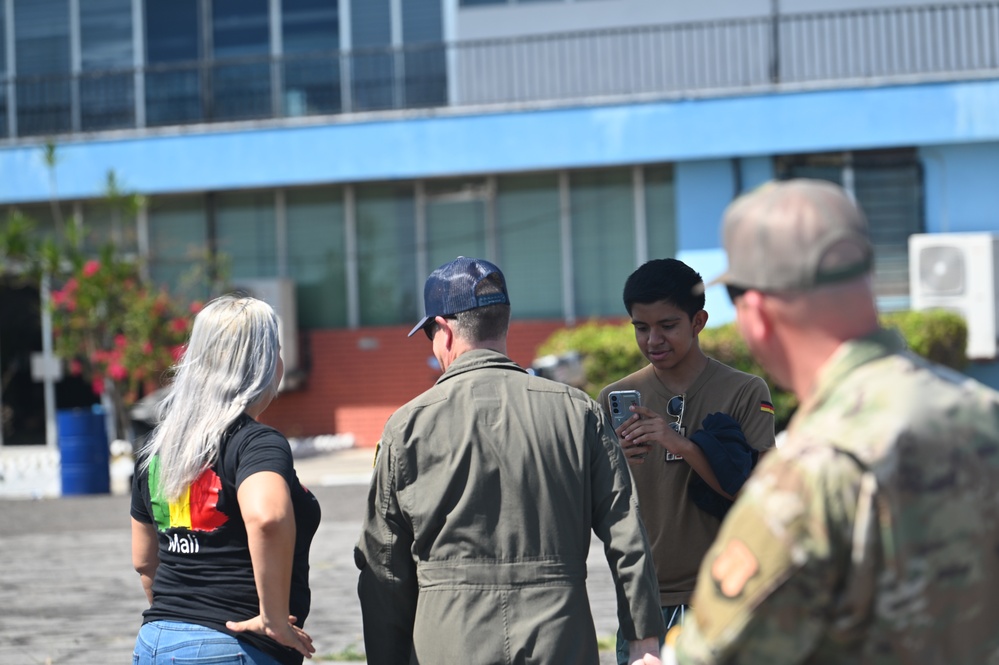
[616,604,688,665]
[133,621,282,665]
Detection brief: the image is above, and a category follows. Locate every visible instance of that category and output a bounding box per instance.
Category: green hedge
[537,309,968,432]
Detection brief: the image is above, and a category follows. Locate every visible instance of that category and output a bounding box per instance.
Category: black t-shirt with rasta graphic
[131,414,321,665]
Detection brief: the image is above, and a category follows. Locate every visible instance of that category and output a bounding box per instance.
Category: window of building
[0,0,457,138]
[80,0,134,131]
[495,173,563,319]
[213,0,269,58]
[402,0,446,107]
[215,191,279,280]
[350,0,394,111]
[403,0,443,44]
[14,0,72,136]
[147,196,211,301]
[213,0,271,120]
[425,179,489,271]
[136,163,675,329]
[0,8,7,139]
[286,187,348,328]
[282,0,341,116]
[13,0,69,75]
[284,0,339,52]
[570,168,636,319]
[459,0,562,5]
[644,164,676,262]
[146,0,200,63]
[355,183,419,326]
[145,0,203,126]
[345,0,446,111]
[775,148,923,307]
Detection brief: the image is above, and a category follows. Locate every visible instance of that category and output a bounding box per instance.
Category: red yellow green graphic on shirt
[149,456,229,533]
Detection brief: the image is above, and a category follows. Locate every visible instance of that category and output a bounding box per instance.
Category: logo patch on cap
[476,293,508,307]
[710,538,759,598]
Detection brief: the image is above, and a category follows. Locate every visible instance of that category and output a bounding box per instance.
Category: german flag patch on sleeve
[760,401,775,415]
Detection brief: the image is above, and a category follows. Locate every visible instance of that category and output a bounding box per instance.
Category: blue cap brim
[407,315,432,338]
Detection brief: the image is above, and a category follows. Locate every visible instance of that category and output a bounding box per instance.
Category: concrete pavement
[0,446,623,664]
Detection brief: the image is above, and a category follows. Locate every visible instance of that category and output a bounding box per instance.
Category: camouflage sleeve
[675,444,864,664]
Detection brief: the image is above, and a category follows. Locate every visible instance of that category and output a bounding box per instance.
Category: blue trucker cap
[407,257,510,337]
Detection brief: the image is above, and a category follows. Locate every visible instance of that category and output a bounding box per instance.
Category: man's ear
[691,309,708,335]
[435,316,455,350]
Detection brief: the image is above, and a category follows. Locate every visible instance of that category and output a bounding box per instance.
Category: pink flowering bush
[0,160,207,441]
[49,245,201,422]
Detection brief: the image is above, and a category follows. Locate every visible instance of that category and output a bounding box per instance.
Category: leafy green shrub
[880,309,967,370]
[537,309,968,432]
[537,320,642,399]
[697,324,799,433]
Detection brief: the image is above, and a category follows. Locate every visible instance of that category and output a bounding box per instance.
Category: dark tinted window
[14,0,71,135]
[403,0,442,44]
[0,9,6,137]
[0,7,6,74]
[145,0,201,125]
[283,0,339,53]
[351,0,390,47]
[81,0,134,130]
[14,0,70,75]
[213,0,269,58]
[146,0,200,63]
[81,0,133,70]
[282,0,341,115]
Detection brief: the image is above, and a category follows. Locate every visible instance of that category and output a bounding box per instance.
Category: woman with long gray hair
[130,294,320,665]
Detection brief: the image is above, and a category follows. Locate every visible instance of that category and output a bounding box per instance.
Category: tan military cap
[708,178,874,292]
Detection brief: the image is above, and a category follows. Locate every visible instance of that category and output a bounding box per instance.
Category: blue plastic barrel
[57,407,110,495]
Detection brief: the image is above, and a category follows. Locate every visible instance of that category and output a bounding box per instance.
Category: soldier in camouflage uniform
[675,179,999,664]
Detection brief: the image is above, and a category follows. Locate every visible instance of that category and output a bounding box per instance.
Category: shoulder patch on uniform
[760,401,775,415]
[710,538,760,598]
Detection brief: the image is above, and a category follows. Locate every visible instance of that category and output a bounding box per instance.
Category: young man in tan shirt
[599,258,776,664]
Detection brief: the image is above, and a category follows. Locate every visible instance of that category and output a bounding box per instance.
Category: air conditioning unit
[231,277,302,390]
[908,233,999,360]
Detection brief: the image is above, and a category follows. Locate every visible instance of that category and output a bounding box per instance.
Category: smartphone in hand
[608,390,642,429]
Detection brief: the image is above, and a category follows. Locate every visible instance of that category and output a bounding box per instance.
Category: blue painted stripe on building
[3,78,999,204]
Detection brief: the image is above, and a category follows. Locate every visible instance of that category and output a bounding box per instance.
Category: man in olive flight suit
[356,256,665,665]
[676,179,999,664]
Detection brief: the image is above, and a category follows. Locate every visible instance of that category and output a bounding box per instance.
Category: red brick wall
[260,319,571,447]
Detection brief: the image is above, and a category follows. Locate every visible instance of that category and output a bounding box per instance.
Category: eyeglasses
[665,394,685,462]
[423,316,455,340]
[666,394,684,434]
[726,285,748,304]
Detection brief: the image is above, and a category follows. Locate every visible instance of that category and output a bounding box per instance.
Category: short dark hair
[452,273,511,342]
[623,258,705,319]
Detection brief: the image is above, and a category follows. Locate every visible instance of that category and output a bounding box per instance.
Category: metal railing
[2,1,998,141]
